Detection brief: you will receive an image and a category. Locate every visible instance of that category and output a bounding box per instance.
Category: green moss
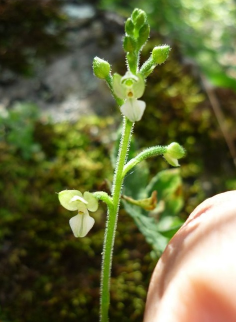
[0,114,153,322]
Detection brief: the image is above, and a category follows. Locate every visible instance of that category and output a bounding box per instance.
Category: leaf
[122,168,184,256]
[202,66,236,92]
[146,168,183,217]
[123,162,149,199]
[157,216,184,238]
[123,201,168,256]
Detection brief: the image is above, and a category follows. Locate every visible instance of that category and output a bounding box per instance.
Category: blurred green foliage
[0,0,66,75]
[0,103,41,159]
[123,166,184,258]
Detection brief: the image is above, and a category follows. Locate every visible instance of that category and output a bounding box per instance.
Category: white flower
[58,190,98,237]
[113,72,146,122]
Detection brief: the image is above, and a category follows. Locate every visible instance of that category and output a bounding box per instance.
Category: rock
[0,6,125,122]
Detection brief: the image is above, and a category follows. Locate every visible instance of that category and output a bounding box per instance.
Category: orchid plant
[58,8,185,322]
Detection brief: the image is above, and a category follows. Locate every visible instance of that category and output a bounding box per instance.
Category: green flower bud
[93,57,111,79]
[152,45,170,65]
[125,18,134,36]
[166,142,185,158]
[131,8,141,22]
[135,11,146,29]
[163,142,185,167]
[138,23,150,47]
[123,35,136,53]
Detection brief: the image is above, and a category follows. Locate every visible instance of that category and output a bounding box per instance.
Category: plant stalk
[100,117,133,322]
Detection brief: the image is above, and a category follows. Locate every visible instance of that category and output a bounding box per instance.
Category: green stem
[100,117,133,322]
[122,145,167,178]
[140,56,156,79]
[93,191,114,209]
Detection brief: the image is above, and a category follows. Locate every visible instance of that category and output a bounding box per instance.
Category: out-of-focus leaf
[146,168,183,217]
[123,200,168,256]
[157,216,184,239]
[204,70,236,92]
[122,166,184,256]
[123,162,149,199]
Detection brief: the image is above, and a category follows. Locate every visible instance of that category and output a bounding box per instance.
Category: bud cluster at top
[123,9,150,53]
[123,9,150,75]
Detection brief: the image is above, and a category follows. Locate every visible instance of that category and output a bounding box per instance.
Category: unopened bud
[125,18,134,36]
[135,11,146,28]
[166,142,185,158]
[163,142,185,167]
[93,57,111,79]
[138,23,150,47]
[152,45,170,65]
[131,8,141,21]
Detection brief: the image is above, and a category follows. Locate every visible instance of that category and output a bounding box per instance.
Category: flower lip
[69,210,95,238]
[120,99,146,122]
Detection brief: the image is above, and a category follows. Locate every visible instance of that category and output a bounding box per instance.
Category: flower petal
[132,74,145,99]
[58,190,83,211]
[163,154,179,167]
[113,73,126,99]
[83,191,98,212]
[69,211,95,237]
[120,99,146,122]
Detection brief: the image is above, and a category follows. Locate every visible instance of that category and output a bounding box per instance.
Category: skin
[144,191,236,322]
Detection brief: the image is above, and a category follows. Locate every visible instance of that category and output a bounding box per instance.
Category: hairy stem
[122,145,167,178]
[100,117,133,322]
[93,191,114,209]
